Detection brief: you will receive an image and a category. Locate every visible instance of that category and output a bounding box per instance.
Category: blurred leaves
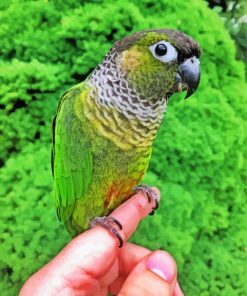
[0,1,246,295]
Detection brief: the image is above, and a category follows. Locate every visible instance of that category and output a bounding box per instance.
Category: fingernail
[146,251,175,282]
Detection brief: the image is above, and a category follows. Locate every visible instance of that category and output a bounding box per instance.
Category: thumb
[118,250,177,296]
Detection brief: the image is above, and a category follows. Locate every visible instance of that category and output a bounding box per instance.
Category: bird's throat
[84,49,168,150]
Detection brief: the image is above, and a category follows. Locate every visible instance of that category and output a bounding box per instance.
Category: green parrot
[52,29,200,246]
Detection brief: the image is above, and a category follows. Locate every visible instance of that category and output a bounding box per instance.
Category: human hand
[20,188,184,296]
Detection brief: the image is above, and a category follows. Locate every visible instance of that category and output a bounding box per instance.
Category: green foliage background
[0,0,246,295]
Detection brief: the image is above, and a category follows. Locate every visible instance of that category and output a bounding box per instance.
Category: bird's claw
[133,185,159,215]
[89,216,123,247]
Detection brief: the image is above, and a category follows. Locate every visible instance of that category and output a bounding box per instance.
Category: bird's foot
[89,216,124,248]
[133,185,159,216]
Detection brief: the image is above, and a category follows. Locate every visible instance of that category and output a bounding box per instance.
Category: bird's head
[114,29,201,100]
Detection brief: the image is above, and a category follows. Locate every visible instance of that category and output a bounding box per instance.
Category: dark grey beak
[174,56,200,99]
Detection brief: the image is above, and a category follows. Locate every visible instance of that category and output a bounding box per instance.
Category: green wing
[52,85,93,223]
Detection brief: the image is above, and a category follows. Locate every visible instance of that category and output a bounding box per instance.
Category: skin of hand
[20,188,184,296]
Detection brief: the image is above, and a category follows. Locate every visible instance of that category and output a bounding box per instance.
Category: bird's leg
[133,185,159,216]
[89,216,124,247]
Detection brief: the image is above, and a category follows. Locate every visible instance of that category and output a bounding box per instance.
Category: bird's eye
[155,44,167,56]
[149,41,178,63]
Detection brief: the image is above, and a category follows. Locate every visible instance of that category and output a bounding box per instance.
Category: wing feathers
[52,84,93,222]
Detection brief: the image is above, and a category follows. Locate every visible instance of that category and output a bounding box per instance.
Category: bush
[0,1,246,295]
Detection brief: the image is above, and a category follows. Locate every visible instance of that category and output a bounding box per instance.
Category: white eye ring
[149,41,178,63]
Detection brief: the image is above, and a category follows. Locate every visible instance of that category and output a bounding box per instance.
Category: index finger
[49,188,160,277]
[110,187,160,243]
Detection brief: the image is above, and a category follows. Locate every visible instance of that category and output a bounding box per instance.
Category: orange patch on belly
[105,178,140,210]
